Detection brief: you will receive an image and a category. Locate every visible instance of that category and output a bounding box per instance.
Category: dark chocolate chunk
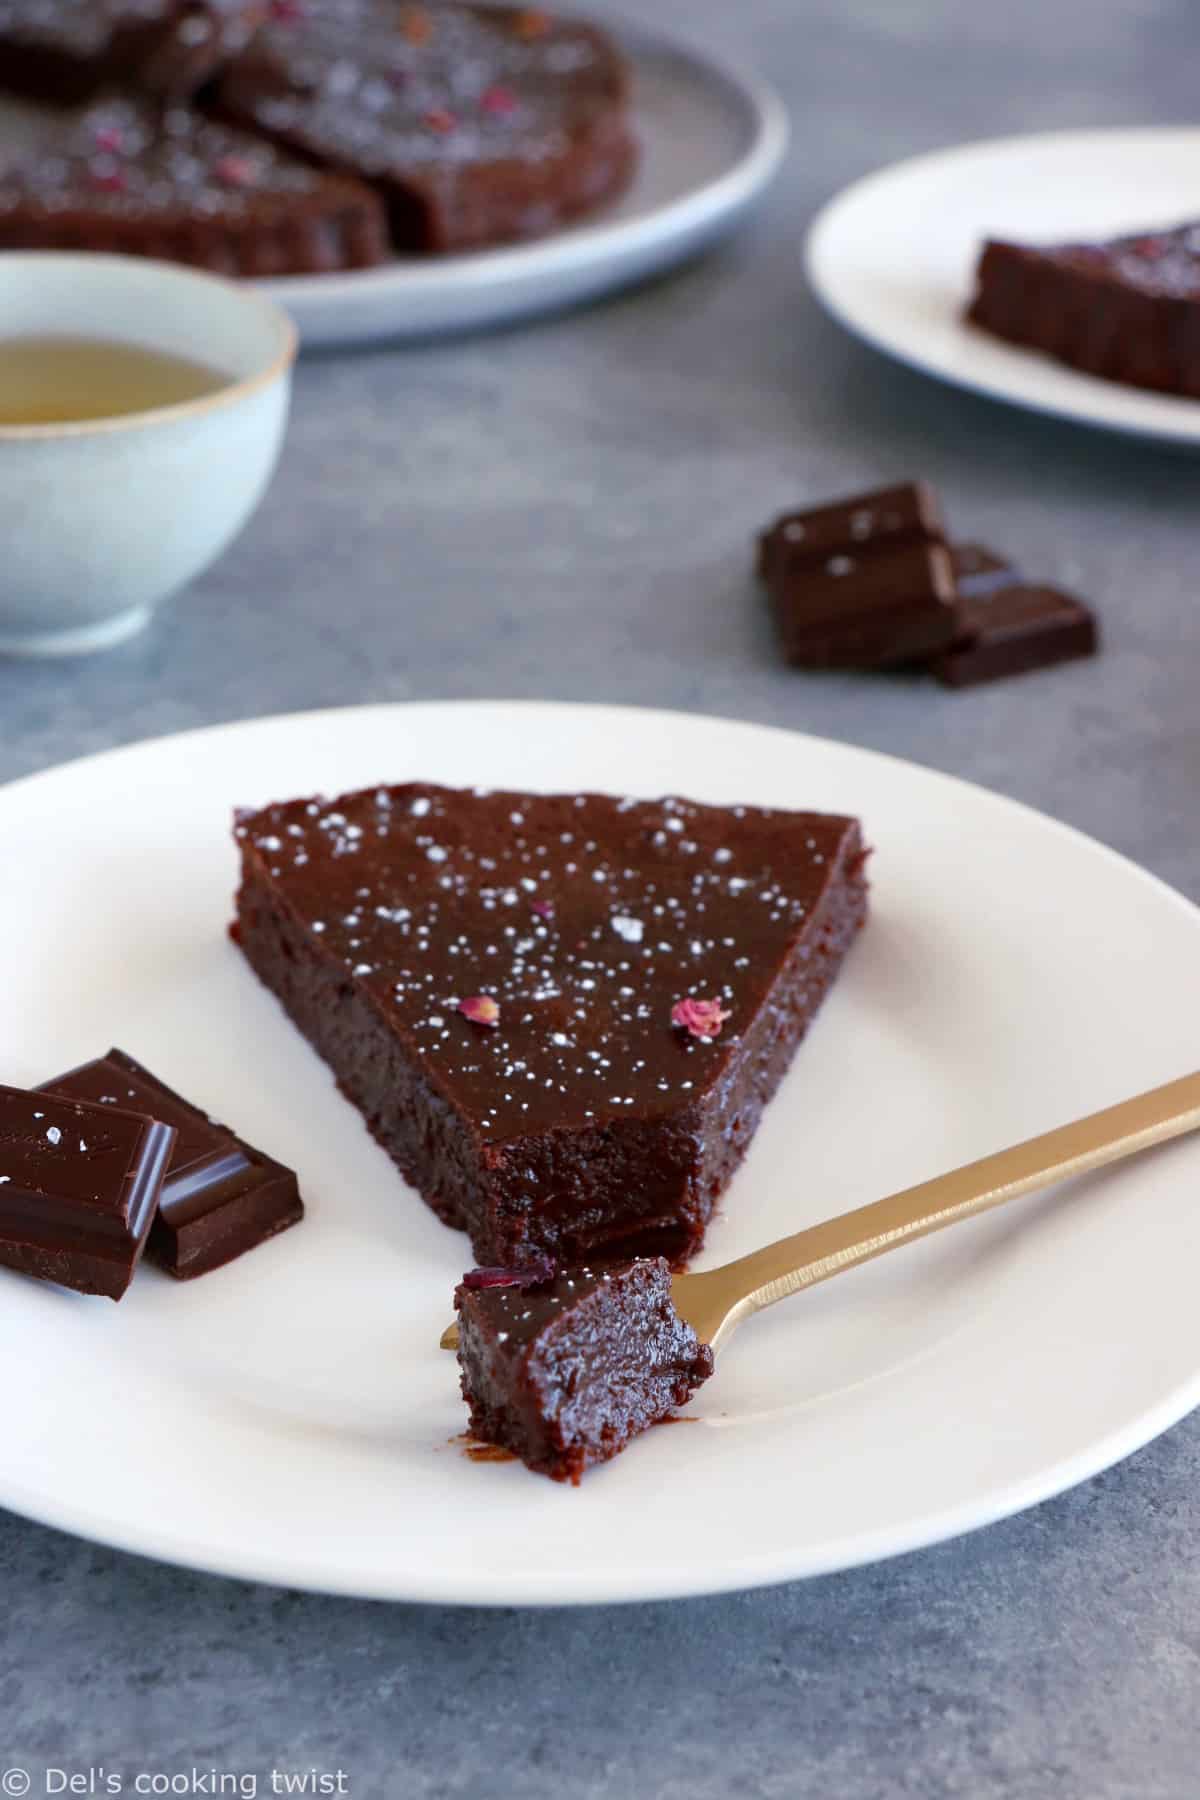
[42,1049,303,1280]
[455,1256,713,1483]
[0,1083,174,1300]
[758,481,945,586]
[935,583,1098,688]
[769,539,960,669]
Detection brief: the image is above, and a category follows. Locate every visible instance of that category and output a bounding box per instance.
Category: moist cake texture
[42,1048,304,1279]
[455,1256,714,1482]
[233,782,868,1268]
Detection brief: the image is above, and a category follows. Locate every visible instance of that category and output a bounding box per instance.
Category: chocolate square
[769,539,960,668]
[42,1049,303,1280]
[935,581,1098,687]
[758,481,945,585]
[0,1083,174,1299]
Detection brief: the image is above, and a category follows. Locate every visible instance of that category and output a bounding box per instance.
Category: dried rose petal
[92,125,126,154]
[481,85,518,115]
[461,1256,557,1291]
[530,898,554,919]
[214,155,256,189]
[459,995,500,1027]
[423,107,457,134]
[270,0,304,18]
[401,6,433,44]
[671,996,732,1039]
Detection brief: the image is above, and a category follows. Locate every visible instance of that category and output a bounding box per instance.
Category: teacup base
[0,604,153,659]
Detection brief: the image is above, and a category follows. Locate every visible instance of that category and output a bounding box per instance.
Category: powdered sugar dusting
[237,783,856,1141]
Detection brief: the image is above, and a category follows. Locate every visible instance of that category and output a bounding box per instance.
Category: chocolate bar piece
[0,1083,174,1300]
[758,481,960,669]
[935,556,1098,688]
[758,481,945,585]
[43,1049,303,1280]
[769,538,960,669]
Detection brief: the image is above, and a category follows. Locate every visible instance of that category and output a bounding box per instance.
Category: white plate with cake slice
[2,699,1200,1605]
[806,126,1200,447]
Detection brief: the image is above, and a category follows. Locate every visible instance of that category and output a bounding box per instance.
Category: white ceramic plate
[806,127,1200,446]
[3,700,1200,1606]
[260,20,787,345]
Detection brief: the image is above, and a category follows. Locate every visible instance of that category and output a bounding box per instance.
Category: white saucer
[806,127,1200,446]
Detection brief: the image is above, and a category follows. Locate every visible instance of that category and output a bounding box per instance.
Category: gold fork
[441,1070,1200,1355]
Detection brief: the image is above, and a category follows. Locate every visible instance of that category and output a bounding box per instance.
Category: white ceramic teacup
[0,253,297,657]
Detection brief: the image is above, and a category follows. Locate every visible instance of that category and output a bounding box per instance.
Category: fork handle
[713,1071,1200,1338]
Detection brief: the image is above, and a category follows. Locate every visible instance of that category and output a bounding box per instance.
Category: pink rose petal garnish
[214,155,256,188]
[530,898,554,919]
[270,0,305,20]
[461,1255,556,1290]
[459,995,500,1027]
[400,5,433,42]
[423,107,458,134]
[671,996,732,1039]
[92,125,126,154]
[515,8,551,37]
[481,85,517,115]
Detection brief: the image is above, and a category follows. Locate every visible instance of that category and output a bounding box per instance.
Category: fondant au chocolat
[233,783,868,1268]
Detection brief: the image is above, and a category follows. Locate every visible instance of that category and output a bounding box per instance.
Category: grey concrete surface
[3,2,1200,1794]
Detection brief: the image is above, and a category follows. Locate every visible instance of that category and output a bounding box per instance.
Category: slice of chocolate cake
[967,225,1200,398]
[233,783,868,1268]
[455,1256,714,1482]
[0,95,389,274]
[0,1,267,104]
[217,0,636,253]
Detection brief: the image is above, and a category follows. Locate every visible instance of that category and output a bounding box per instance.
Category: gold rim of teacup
[0,258,299,441]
